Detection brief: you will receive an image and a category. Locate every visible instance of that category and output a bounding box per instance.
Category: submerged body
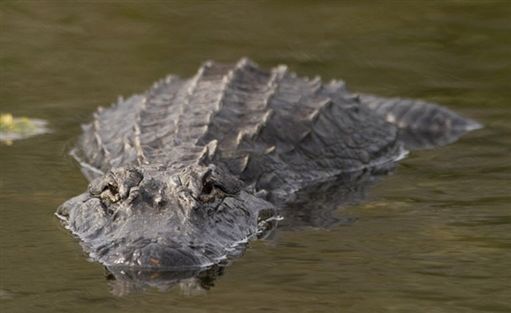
[57,58,480,270]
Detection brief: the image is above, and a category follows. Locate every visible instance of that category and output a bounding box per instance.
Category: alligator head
[57,163,277,269]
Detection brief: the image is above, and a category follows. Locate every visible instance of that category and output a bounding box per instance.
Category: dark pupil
[202,181,214,194]
[107,183,118,195]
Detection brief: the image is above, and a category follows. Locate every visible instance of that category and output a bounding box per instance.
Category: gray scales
[57,58,480,286]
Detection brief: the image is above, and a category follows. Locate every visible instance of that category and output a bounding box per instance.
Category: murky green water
[1,1,510,312]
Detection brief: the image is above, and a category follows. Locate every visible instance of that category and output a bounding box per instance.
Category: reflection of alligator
[56,58,480,293]
[105,264,225,296]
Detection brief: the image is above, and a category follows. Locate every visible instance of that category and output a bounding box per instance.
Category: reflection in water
[105,265,225,296]
[280,168,390,229]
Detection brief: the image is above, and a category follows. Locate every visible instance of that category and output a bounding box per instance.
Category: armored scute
[57,58,480,282]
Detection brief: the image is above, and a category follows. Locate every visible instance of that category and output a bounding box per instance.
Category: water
[1,1,510,312]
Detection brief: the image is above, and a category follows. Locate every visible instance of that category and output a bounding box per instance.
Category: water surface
[1,1,510,312]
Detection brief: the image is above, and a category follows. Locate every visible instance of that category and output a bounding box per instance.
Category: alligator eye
[107,183,119,195]
[202,181,214,195]
[199,179,224,203]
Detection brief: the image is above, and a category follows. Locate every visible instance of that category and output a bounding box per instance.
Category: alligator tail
[358,94,482,150]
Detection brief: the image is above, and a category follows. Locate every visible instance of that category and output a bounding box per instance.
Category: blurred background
[1,1,510,312]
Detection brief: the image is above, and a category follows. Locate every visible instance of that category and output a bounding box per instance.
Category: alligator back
[74,58,476,200]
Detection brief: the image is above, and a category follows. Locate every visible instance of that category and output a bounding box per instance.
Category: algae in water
[0,113,49,144]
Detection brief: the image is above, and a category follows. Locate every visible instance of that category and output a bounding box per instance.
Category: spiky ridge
[75,58,407,200]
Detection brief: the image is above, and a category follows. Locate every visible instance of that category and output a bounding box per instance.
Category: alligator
[56,58,480,285]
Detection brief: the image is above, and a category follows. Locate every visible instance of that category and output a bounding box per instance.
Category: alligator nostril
[102,190,120,203]
[95,181,121,204]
